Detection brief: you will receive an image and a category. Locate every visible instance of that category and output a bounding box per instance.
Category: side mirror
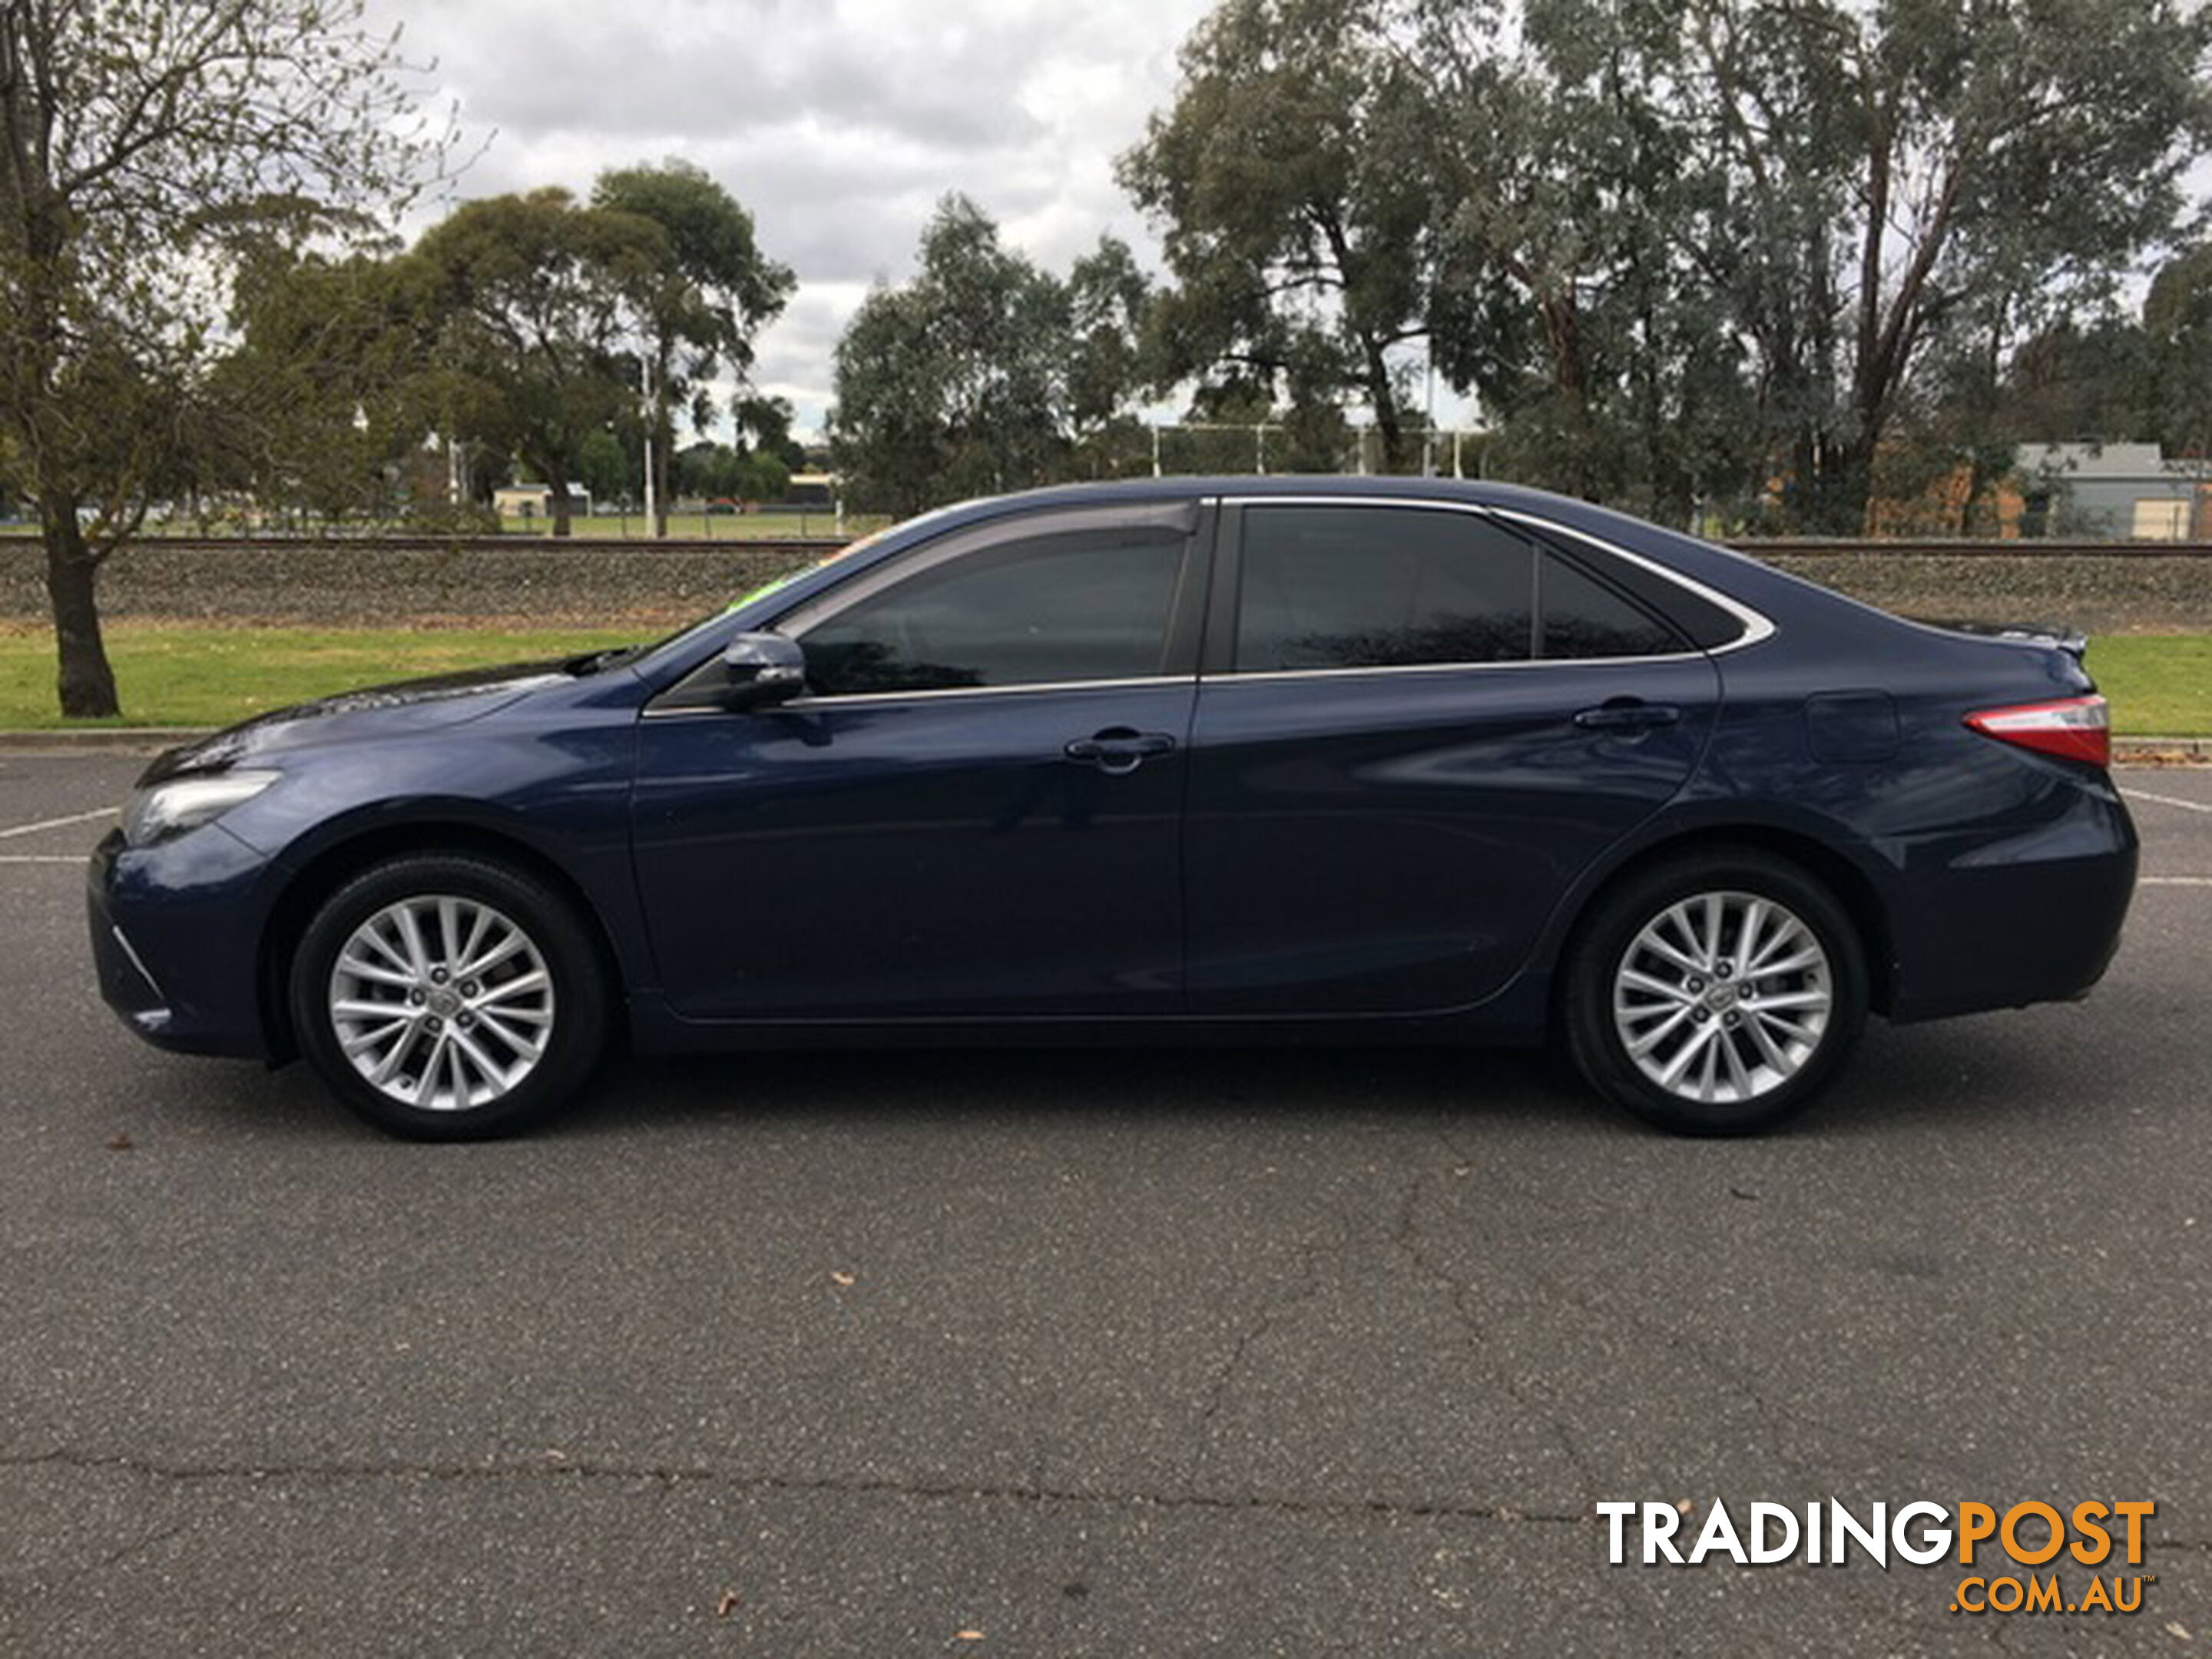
[719,631,806,708]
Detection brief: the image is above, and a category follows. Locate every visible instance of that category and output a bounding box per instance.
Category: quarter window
[1538,550,1684,659]
[800,529,1185,697]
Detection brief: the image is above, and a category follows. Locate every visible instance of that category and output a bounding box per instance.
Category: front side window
[800,528,1185,697]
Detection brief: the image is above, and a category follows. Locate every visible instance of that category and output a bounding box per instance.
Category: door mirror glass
[720,631,806,707]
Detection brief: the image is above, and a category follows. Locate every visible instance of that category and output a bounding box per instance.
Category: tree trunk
[1360,336,1408,472]
[653,413,671,539]
[42,498,121,718]
[547,465,573,538]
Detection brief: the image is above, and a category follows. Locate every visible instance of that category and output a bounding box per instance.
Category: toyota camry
[88,478,2137,1137]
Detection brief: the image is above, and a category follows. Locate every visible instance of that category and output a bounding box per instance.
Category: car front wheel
[290,853,610,1140]
[1564,849,1868,1134]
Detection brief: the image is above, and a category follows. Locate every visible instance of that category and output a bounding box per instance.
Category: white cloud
[366,0,1218,435]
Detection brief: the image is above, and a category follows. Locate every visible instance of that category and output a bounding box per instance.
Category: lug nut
[426,1016,442,1032]
[457,1013,474,1029]
[1717,960,1734,979]
[431,967,449,985]
[1693,1007,1710,1023]
[409,989,425,1005]
[460,981,478,997]
[1723,1012,1741,1028]
[1686,976,1705,994]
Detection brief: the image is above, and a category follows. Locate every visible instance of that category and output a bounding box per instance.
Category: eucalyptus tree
[1121,0,1438,472]
[0,0,451,716]
[590,161,793,536]
[412,189,667,537]
[830,196,1075,516]
[1680,0,2212,529]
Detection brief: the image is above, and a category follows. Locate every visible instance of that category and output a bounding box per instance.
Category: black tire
[290,853,611,1140]
[1562,847,1868,1135]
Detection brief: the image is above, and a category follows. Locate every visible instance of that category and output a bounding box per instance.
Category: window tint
[1532,531,1743,650]
[1233,506,1535,671]
[800,530,1184,696]
[1539,551,1684,658]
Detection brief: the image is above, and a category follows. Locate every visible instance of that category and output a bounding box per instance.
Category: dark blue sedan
[88,478,2137,1137]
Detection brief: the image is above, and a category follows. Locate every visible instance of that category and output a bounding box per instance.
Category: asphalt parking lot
[1,750,2207,1656]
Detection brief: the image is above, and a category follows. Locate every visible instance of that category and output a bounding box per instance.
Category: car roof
[931,473,1575,516]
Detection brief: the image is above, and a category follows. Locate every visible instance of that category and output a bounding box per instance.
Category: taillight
[1963,694,2111,768]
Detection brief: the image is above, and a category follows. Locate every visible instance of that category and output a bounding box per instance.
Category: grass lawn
[2081,634,2212,737]
[0,625,641,730]
[0,624,2204,734]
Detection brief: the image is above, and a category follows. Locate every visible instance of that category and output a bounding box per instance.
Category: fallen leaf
[106,1133,134,1152]
[2167,1623,2191,1641]
[955,1631,985,1641]
[717,1590,741,1618]
[1676,1498,1697,1515]
[830,1271,856,1287]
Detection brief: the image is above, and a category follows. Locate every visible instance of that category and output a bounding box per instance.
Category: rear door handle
[1573,700,1681,731]
[1065,729,1177,773]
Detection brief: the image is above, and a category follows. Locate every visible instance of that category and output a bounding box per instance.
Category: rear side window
[800,529,1184,696]
[1230,505,1695,673]
[1233,506,1535,671]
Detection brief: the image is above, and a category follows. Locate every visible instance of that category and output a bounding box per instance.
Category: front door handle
[1573,700,1681,732]
[1065,728,1177,774]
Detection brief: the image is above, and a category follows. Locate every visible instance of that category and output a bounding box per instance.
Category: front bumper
[88,824,277,1058]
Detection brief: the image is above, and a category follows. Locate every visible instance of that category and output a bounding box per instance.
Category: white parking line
[2141,876,2212,887]
[0,855,81,865]
[0,806,112,840]
[2126,787,2212,816]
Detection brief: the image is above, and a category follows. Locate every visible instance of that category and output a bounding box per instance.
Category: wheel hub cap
[1611,889,1833,1107]
[327,895,556,1112]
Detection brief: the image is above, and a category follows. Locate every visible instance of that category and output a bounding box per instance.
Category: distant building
[493,483,592,521]
[2015,442,2211,539]
[781,472,838,508]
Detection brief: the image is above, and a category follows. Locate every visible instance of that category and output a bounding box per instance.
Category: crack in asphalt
[0,1445,1595,1528]
[1390,1147,1603,1505]
[1187,1212,1349,1441]
[1414,1124,1978,1495]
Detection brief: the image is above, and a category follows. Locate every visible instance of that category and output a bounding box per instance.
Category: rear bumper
[88,826,275,1058]
[1883,781,2137,1023]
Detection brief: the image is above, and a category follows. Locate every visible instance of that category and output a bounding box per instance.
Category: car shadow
[170,1014,2089,1145]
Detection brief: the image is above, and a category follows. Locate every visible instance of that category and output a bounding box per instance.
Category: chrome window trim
[638,672,1197,719]
[1204,653,1708,688]
[1212,494,1776,680]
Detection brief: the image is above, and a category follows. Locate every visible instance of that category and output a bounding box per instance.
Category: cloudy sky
[366,0,1224,440]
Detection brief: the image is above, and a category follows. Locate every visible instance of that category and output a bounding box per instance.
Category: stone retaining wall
[3,537,2208,632]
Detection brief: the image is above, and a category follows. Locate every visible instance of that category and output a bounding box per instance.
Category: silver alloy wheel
[1611,889,1833,1106]
[326,895,555,1112]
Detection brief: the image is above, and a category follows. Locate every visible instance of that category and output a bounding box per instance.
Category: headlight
[120,770,280,848]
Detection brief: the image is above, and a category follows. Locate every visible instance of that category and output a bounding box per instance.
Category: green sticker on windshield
[725,569,803,612]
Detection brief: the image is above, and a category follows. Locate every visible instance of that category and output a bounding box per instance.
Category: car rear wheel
[1564,849,1867,1134]
[290,853,610,1140]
